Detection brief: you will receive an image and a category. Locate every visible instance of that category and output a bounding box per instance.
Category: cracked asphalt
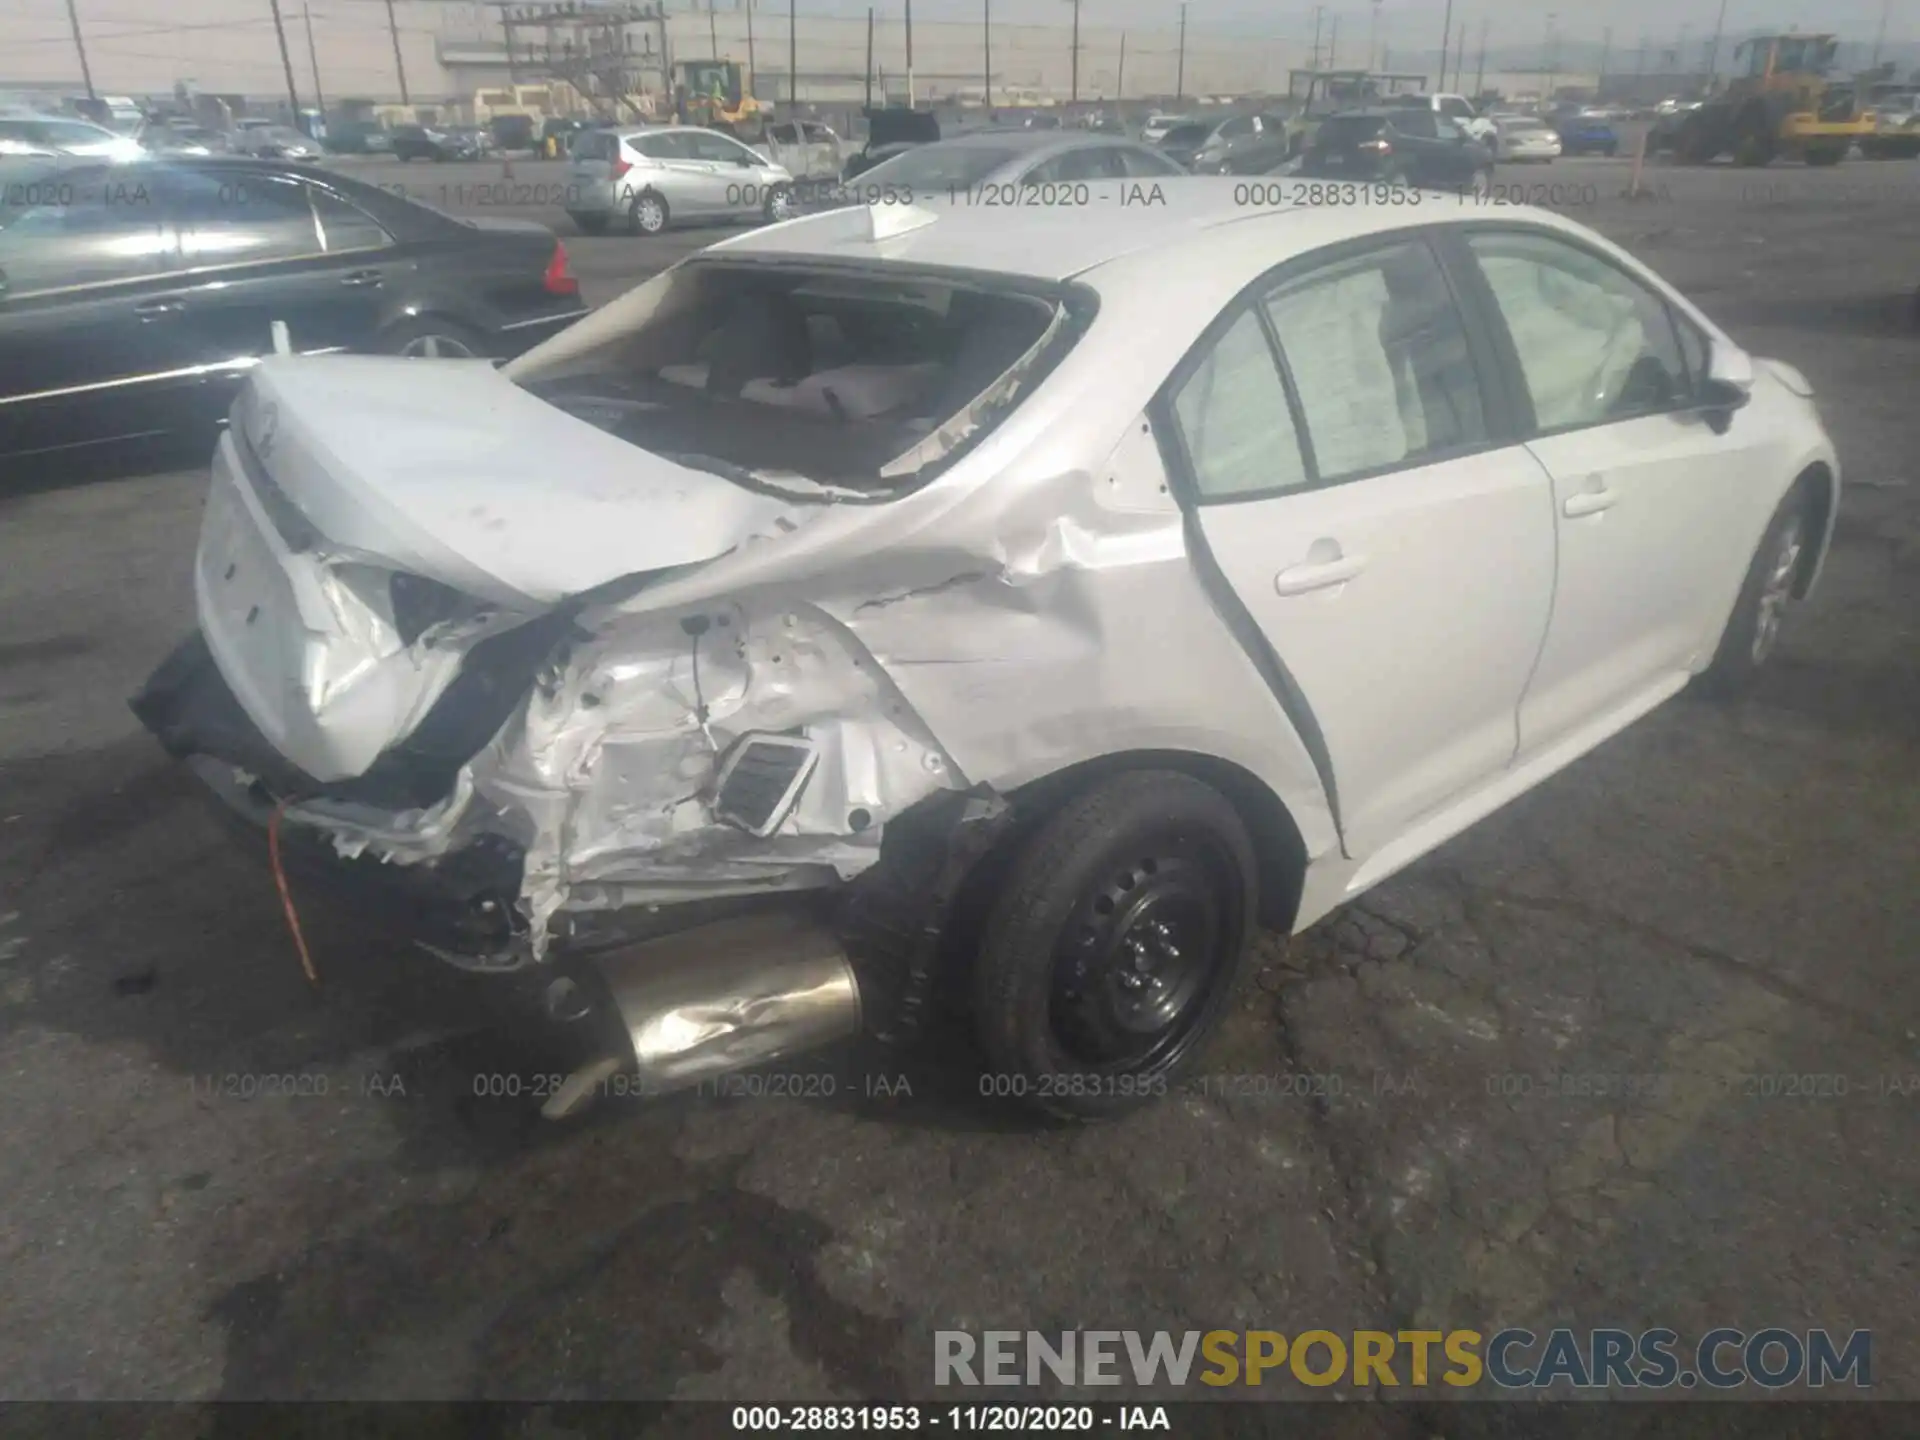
[0,156,1916,1421]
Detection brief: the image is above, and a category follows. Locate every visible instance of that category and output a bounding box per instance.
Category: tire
[378,317,490,361]
[626,188,670,236]
[568,210,610,235]
[761,182,796,224]
[1699,485,1816,699]
[970,770,1259,1122]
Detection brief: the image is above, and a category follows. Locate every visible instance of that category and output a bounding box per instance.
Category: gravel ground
[0,153,1915,1420]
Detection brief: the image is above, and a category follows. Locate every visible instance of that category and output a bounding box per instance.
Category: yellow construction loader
[1669,34,1877,166]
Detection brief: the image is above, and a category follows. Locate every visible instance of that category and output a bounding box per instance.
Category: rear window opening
[511,260,1076,497]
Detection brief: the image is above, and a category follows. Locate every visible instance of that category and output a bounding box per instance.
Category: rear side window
[1026,146,1129,183]
[1262,241,1488,483]
[1170,309,1310,499]
[0,167,171,293]
[1115,145,1184,176]
[1317,117,1385,144]
[311,188,390,251]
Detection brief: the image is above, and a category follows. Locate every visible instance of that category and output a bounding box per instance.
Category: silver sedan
[850,130,1189,199]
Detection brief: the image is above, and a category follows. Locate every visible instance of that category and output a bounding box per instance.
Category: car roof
[612,124,737,139]
[908,129,1139,154]
[708,180,1486,283]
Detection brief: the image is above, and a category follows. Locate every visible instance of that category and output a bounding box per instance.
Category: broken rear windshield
[509,261,1080,500]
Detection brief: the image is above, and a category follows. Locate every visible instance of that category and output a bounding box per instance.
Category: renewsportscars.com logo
[934,1328,1872,1391]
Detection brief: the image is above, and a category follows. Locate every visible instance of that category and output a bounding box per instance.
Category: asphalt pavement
[1,150,1916,1415]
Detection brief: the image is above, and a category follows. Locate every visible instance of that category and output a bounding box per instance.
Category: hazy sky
[7,0,1912,49]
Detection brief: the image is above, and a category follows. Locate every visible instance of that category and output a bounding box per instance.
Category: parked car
[1141,112,1193,143]
[1489,113,1564,162]
[852,131,1187,195]
[127,188,1839,1121]
[444,124,497,157]
[541,117,591,157]
[390,124,486,162]
[0,113,143,162]
[234,125,323,161]
[1553,111,1620,156]
[1381,91,1502,148]
[1165,112,1293,174]
[325,120,393,155]
[842,106,941,179]
[1294,108,1494,191]
[564,125,796,235]
[489,114,538,152]
[0,155,586,461]
[757,119,846,181]
[138,121,234,156]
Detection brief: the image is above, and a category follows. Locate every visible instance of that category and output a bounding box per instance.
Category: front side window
[1171,309,1310,499]
[1025,146,1128,183]
[1466,230,1691,432]
[1262,241,1488,483]
[633,132,692,160]
[685,130,757,164]
[1115,145,1185,176]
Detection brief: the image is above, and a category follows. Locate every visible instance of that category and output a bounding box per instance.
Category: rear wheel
[379,317,488,360]
[626,189,670,236]
[970,770,1258,1122]
[1700,485,1816,698]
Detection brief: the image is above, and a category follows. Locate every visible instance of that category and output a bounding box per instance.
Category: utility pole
[790,0,799,106]
[303,4,326,121]
[1705,0,1728,79]
[905,0,915,107]
[1310,5,1324,71]
[1176,3,1187,100]
[866,6,875,107]
[385,0,410,104]
[1870,0,1889,68]
[1473,18,1488,95]
[502,7,516,85]
[1438,0,1454,91]
[982,0,990,105]
[1598,25,1611,88]
[1369,0,1382,72]
[747,0,757,90]
[1544,11,1558,100]
[1453,20,1466,91]
[268,0,302,121]
[1117,30,1126,98]
[1328,14,1339,67]
[1070,0,1081,105]
[64,0,96,101]
[709,1,719,62]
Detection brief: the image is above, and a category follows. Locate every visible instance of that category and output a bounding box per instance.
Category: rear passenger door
[0,165,188,456]
[1160,235,1558,859]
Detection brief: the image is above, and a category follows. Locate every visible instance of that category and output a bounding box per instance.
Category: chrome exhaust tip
[542,911,862,1119]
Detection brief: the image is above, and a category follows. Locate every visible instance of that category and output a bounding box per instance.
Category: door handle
[339,270,383,288]
[1275,549,1368,596]
[134,297,185,318]
[1563,486,1618,518]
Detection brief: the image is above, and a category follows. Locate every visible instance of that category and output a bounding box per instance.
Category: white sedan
[1490,113,1564,161]
[135,185,1838,1120]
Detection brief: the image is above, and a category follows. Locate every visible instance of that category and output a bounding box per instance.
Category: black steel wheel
[971,770,1258,1121]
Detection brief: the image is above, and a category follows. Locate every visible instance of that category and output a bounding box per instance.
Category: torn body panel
[150,252,1340,976]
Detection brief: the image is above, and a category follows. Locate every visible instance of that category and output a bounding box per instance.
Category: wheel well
[1790,461,1834,598]
[1001,751,1311,934]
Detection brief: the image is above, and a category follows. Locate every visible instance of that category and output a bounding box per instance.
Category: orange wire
[268,802,321,990]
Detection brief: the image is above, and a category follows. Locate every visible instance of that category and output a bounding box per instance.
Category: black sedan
[390,125,487,162]
[0,156,587,462]
[1292,108,1492,192]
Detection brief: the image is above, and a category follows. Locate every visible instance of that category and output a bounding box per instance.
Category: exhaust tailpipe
[542,912,863,1119]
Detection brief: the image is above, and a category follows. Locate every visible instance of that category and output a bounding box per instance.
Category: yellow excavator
[672,60,769,140]
[1669,33,1877,166]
